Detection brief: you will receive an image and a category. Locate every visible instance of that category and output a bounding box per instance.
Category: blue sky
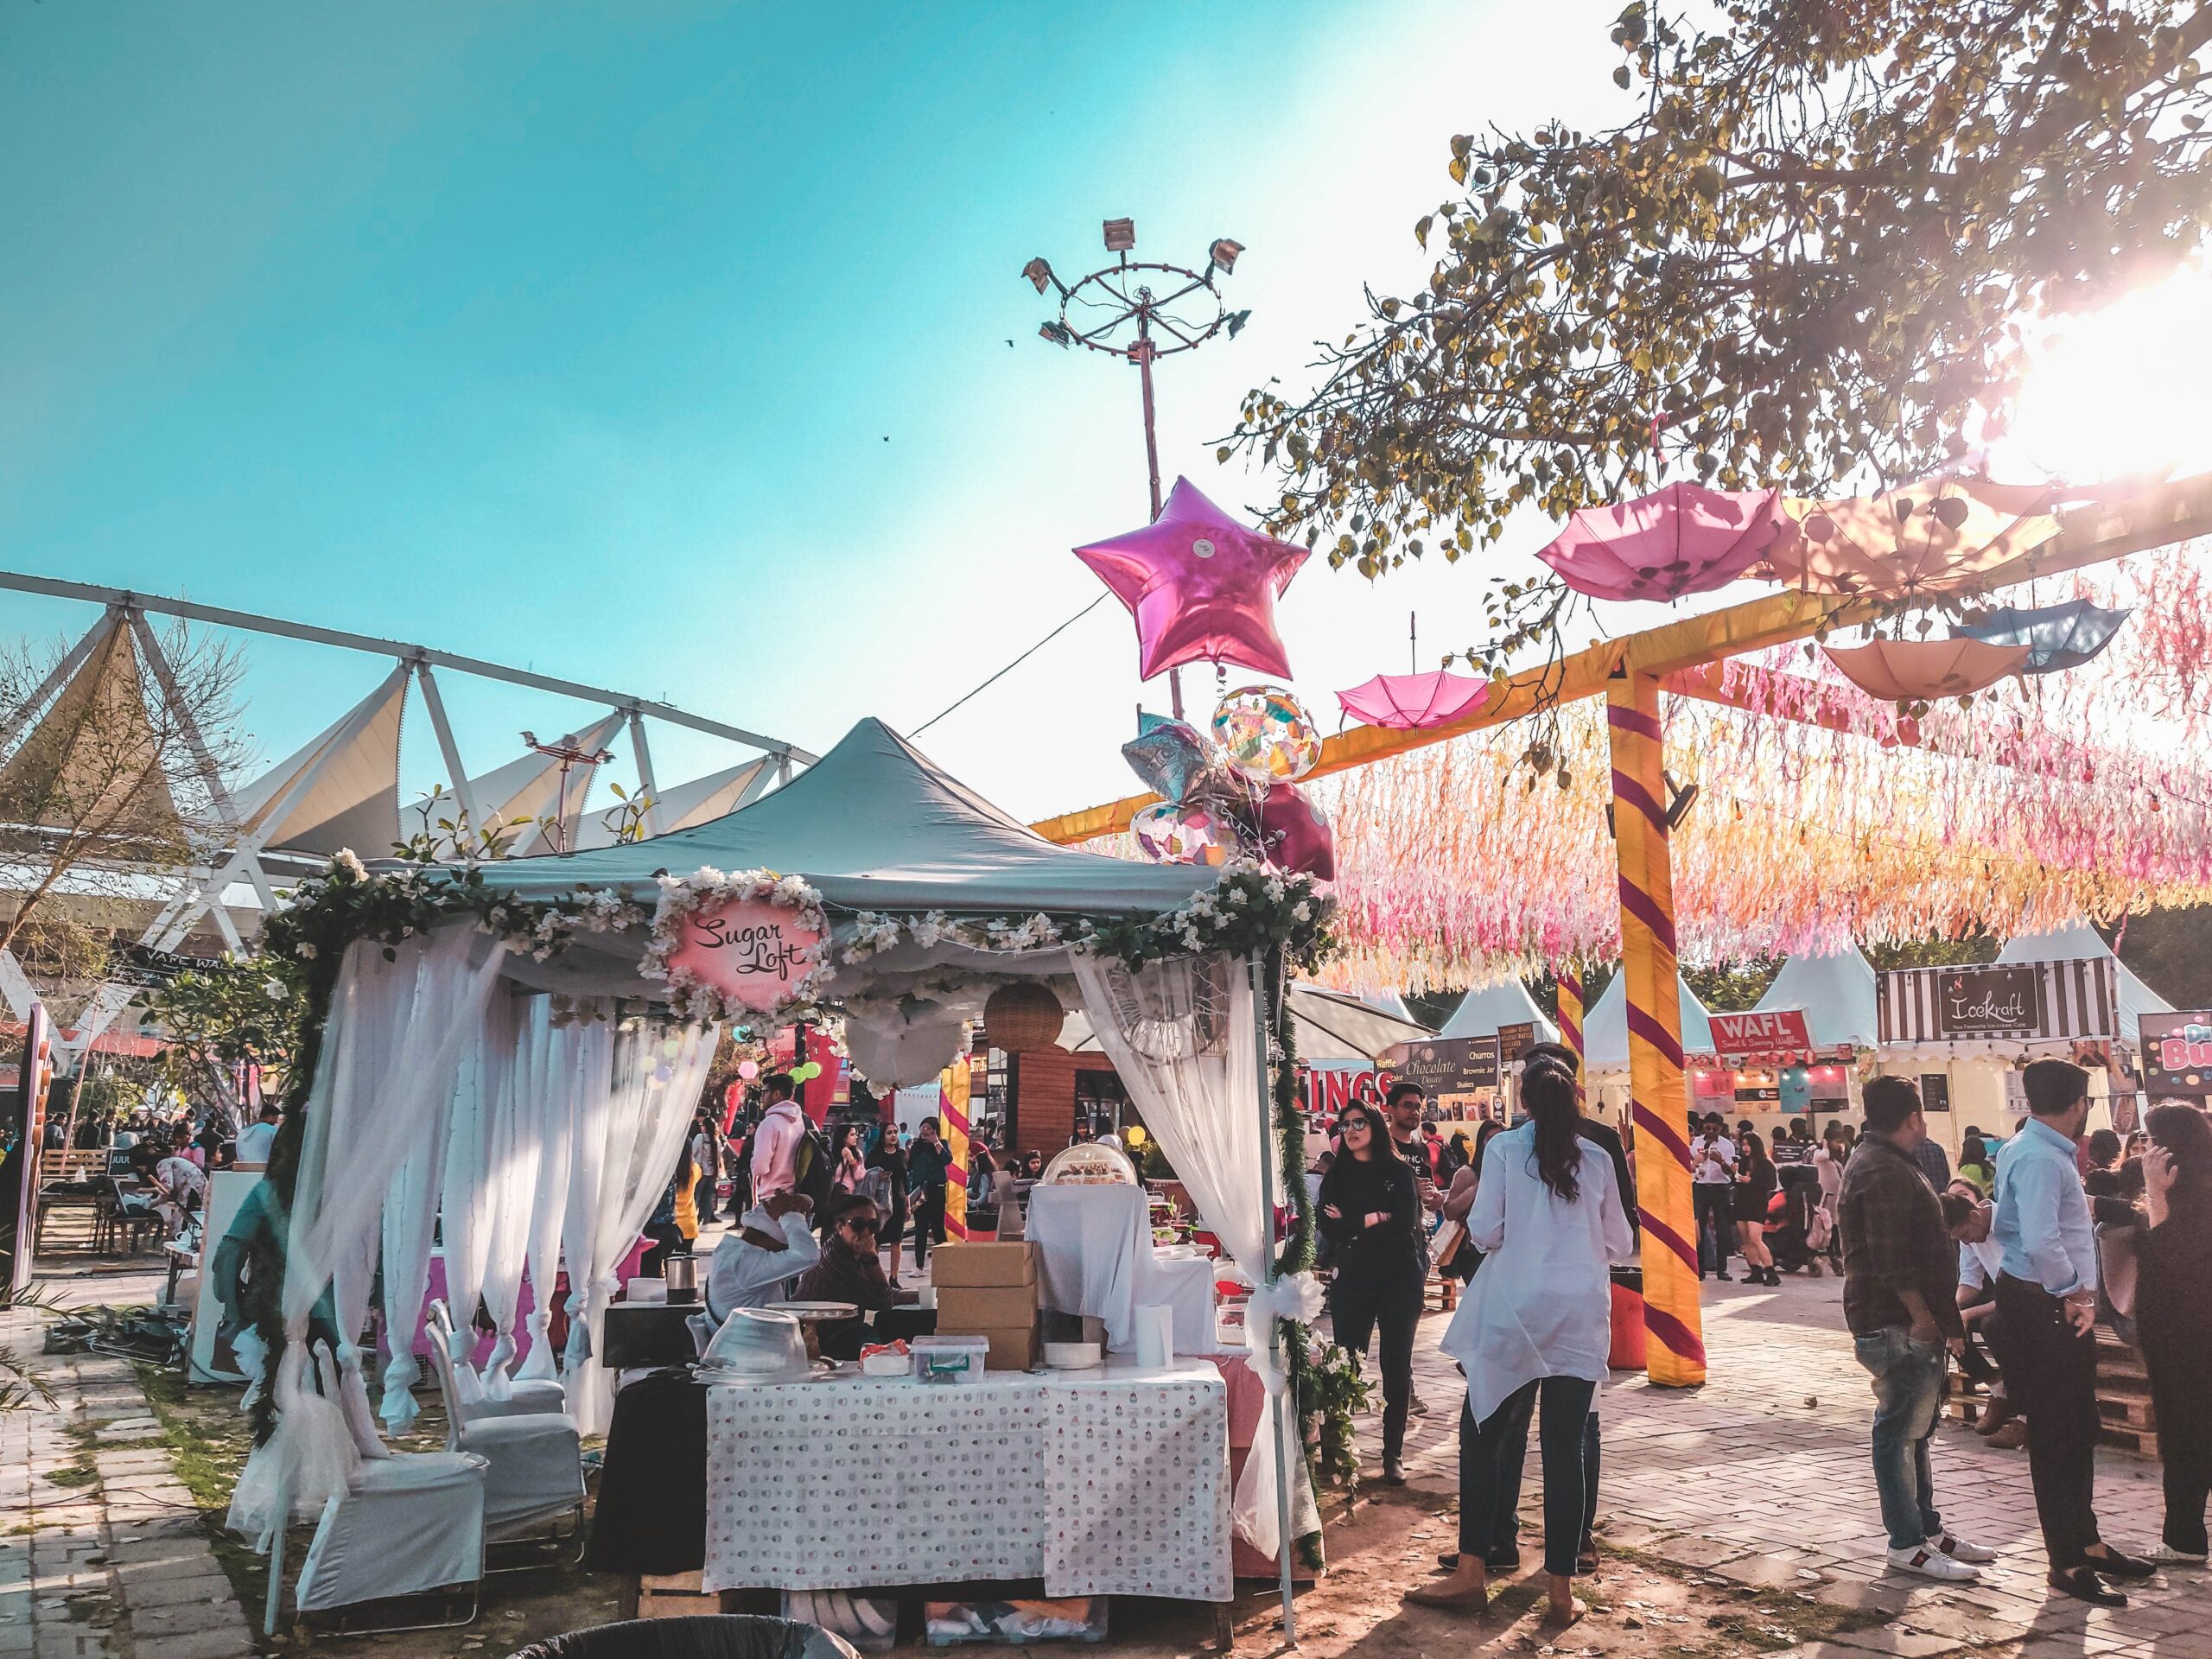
[0,2,1630,824]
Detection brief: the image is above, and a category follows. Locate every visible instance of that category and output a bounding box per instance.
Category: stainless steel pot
[664,1253,699,1305]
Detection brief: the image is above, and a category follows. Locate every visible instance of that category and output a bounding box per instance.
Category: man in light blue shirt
[1990,1060,2152,1605]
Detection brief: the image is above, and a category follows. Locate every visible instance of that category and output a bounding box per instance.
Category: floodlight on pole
[1020,217,1249,719]
[522,729,617,855]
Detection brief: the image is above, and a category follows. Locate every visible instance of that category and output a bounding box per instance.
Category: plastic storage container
[910,1334,992,1384]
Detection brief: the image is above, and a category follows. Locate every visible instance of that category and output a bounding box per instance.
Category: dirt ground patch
[132,1369,1888,1659]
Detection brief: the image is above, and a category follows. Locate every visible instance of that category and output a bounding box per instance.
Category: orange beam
[1028,470,2212,844]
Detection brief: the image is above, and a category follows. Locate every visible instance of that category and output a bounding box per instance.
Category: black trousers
[639,1223,687,1278]
[1490,1402,1602,1563]
[1331,1265,1424,1463]
[1459,1377,1596,1578]
[1693,1185,1734,1274]
[911,1191,946,1267]
[1993,1273,2103,1570]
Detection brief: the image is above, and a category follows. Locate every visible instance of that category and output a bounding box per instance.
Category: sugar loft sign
[1936,966,2044,1039]
[665,896,824,1014]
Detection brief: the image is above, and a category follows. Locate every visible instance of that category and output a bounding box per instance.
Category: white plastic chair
[295,1449,489,1632]
[423,1301,586,1548]
[424,1299,569,1421]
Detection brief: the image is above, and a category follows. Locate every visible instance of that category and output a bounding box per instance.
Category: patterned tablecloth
[702,1360,1231,1601]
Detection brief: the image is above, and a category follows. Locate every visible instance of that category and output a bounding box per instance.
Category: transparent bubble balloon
[1211,685,1322,785]
[1132,799,1243,867]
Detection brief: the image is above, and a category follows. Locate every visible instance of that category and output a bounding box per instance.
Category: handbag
[1432,1219,1466,1270]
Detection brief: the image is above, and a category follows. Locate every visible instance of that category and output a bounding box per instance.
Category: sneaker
[2152,1543,2209,1566]
[1929,1533,1999,1565]
[1887,1543,1979,1581]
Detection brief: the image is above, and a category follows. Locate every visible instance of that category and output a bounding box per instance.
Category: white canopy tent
[238,717,1313,1630]
[1583,971,1717,1077]
[1998,919,2176,1043]
[1441,978,1560,1046]
[1751,945,1880,1051]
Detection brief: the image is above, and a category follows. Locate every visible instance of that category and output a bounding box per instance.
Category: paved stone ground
[0,1267,255,1659]
[1352,1269,2209,1659]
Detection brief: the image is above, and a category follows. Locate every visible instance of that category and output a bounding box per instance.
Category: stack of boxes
[929,1242,1041,1370]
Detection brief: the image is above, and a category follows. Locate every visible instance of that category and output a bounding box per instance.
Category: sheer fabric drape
[1068,950,1318,1559]
[227,929,507,1551]
[560,1017,718,1434]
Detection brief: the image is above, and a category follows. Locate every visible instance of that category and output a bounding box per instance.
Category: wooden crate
[624,1571,726,1621]
[2095,1332,2158,1458]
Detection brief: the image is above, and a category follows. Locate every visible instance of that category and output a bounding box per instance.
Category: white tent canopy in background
[1441,979,1560,1046]
[1583,971,1717,1076]
[1358,988,1414,1021]
[1751,946,1880,1051]
[1999,919,2176,1041]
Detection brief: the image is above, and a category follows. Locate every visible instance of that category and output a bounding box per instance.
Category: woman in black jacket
[1318,1100,1424,1484]
[2138,1103,2212,1563]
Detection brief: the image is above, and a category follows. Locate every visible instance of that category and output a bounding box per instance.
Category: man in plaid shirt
[1836,1077,1996,1582]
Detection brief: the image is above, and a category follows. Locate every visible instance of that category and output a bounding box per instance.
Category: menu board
[1497,1022,1538,1068]
[1388,1037,1501,1096]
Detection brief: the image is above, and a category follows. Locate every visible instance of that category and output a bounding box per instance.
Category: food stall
[232,717,1330,1635]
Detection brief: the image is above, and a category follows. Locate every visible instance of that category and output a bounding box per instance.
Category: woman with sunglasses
[1316,1101,1425,1485]
[1410,1061,1635,1627]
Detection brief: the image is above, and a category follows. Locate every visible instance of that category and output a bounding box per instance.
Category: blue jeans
[1854,1326,1946,1549]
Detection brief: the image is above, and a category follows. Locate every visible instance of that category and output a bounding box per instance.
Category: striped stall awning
[1877,957,2120,1047]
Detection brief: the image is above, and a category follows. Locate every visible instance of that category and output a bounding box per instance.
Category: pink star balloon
[1074,477,1310,682]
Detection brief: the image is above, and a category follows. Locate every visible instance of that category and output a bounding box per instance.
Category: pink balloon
[1257,783,1334,881]
[738,1059,760,1080]
[1074,477,1309,682]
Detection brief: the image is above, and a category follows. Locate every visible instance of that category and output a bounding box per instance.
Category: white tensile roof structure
[1583,970,1717,1076]
[1065,983,1432,1065]
[0,578,817,1064]
[1751,945,1881,1051]
[1441,978,1560,1046]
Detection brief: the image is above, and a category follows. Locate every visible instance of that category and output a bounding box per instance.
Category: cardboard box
[974,1322,1041,1371]
[928,1242,1038,1287]
[636,1570,721,1620]
[936,1283,1039,1330]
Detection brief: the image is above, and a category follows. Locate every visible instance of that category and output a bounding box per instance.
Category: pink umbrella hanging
[1536,482,1789,601]
[1336,670,1493,730]
[1822,638,2031,702]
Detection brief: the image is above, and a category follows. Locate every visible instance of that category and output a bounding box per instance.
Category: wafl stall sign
[664,896,825,1014]
[1707,1009,1813,1057]
[2140,1011,2212,1098]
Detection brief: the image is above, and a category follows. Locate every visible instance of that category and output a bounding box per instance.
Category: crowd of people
[1834,1064,2212,1606]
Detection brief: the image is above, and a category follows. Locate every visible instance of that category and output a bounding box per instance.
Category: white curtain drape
[376,1117,448,1432]
[515,1014,595,1383]
[474,998,539,1397]
[435,997,510,1387]
[560,1016,718,1435]
[227,929,507,1551]
[1068,950,1319,1560]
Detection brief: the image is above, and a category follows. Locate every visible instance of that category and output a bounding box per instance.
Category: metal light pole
[1025,220,1249,721]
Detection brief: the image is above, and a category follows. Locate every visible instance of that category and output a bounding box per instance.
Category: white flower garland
[644,867,833,1026]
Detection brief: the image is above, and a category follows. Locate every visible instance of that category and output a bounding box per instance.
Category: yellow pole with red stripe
[940,1057,971,1243]
[1606,665,1707,1388]
[1557,968,1585,1066]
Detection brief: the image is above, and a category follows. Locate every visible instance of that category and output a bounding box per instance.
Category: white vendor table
[702,1357,1230,1602]
[1025,1184,1217,1354]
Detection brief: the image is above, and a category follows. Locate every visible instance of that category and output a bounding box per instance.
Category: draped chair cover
[227,930,507,1551]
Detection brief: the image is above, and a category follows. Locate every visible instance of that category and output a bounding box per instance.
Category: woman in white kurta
[1408,1062,1635,1626]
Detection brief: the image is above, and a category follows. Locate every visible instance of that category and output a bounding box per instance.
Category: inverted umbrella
[1535,482,1788,601]
[1762,474,2063,598]
[1336,670,1493,730]
[1822,638,2031,702]
[1954,600,2132,673]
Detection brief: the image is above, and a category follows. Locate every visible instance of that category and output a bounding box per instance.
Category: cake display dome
[699,1306,812,1382]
